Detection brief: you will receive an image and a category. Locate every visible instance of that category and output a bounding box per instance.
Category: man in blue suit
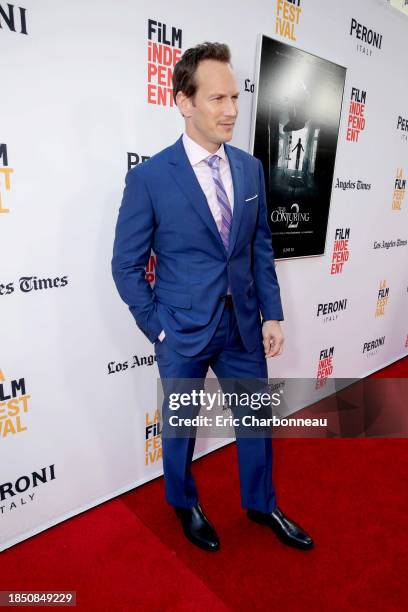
[112,42,313,551]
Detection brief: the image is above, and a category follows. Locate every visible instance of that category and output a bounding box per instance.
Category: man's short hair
[172,42,231,104]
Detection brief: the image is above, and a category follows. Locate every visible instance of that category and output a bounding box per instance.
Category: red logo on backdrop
[346,87,366,142]
[315,347,334,389]
[147,19,182,107]
[330,228,350,275]
[405,335,408,348]
[145,254,157,284]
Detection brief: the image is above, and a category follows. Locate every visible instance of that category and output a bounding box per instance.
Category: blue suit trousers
[154,300,277,513]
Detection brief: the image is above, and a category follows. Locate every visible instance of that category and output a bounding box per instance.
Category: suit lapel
[225,144,244,257]
[168,136,225,252]
[167,136,245,258]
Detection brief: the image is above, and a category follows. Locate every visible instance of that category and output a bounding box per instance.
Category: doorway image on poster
[251,35,347,259]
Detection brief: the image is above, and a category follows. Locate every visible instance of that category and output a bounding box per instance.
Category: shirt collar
[182,132,227,166]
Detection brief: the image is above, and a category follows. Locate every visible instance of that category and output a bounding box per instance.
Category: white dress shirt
[182,131,234,224]
[157,133,234,342]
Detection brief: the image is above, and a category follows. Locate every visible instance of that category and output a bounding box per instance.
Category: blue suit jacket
[112,135,283,357]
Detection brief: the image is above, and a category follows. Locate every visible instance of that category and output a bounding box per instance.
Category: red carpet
[1,357,407,611]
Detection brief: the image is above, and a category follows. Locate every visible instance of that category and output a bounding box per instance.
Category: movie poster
[251,35,347,259]
[389,0,408,16]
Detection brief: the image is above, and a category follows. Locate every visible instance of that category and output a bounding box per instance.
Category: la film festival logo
[147,19,182,107]
[0,144,13,214]
[330,228,350,275]
[315,347,334,389]
[275,0,302,41]
[349,18,383,56]
[375,280,389,317]
[145,409,162,466]
[0,370,30,439]
[0,465,56,516]
[0,3,28,35]
[392,168,406,210]
[346,88,366,142]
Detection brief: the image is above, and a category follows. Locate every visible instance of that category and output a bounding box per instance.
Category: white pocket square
[245,194,258,202]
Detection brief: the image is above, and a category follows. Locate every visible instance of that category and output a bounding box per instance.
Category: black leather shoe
[247,507,314,550]
[174,503,220,551]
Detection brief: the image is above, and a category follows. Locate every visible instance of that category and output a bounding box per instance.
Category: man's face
[178,59,239,152]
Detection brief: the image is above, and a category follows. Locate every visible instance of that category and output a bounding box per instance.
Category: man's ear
[176,91,193,118]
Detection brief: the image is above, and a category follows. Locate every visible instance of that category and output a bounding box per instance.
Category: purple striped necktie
[205,154,233,251]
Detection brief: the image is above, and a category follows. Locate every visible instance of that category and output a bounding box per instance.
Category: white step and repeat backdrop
[1,0,407,550]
